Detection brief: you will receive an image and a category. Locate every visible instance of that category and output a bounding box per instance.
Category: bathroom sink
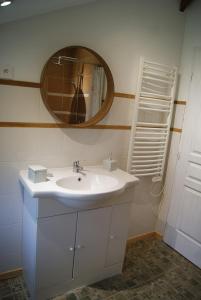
[19,166,139,209]
[56,174,119,191]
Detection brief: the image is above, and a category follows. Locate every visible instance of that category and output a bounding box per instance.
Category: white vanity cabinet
[73,207,112,281]
[36,213,77,291]
[22,189,132,300]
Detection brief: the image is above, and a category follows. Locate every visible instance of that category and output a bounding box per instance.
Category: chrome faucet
[73,161,84,174]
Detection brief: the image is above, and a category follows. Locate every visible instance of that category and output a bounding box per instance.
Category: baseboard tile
[0,268,23,281]
[154,231,163,240]
[127,231,163,248]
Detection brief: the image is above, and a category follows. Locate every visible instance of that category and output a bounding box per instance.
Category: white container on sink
[28,165,47,183]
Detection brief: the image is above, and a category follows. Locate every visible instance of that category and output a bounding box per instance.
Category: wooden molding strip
[88,124,131,130]
[174,100,187,105]
[127,231,162,248]
[0,122,131,130]
[114,92,135,99]
[0,268,23,281]
[155,232,163,240]
[0,79,40,88]
[0,122,183,132]
[170,127,182,133]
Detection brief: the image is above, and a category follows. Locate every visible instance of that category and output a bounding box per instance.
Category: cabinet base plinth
[33,264,123,300]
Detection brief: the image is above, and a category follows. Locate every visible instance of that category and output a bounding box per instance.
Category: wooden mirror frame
[40,46,114,128]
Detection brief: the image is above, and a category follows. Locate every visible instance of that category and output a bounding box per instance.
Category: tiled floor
[1,237,201,300]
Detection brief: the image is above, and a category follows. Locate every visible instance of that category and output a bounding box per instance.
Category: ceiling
[0,0,194,25]
[0,0,97,25]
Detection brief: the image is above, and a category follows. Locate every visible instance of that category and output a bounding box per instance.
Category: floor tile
[1,237,201,300]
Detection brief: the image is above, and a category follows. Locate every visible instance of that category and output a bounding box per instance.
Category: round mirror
[40,46,114,127]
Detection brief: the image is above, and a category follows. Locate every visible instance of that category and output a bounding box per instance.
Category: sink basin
[56,174,119,192]
[19,166,139,209]
[55,172,124,208]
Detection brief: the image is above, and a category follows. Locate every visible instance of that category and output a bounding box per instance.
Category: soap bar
[103,159,117,171]
[28,165,47,183]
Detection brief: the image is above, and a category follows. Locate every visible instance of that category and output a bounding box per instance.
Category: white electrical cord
[150,181,165,198]
[150,181,166,217]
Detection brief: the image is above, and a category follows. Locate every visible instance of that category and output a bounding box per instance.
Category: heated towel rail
[127,58,177,181]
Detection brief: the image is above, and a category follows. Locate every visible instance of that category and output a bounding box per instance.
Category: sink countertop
[19,166,139,202]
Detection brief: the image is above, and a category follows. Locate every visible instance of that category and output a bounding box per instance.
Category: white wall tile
[0,163,23,196]
[156,133,181,234]
[38,98,58,123]
[60,129,129,167]
[172,104,186,129]
[36,128,64,160]
[0,128,40,162]
[0,224,21,272]
[0,223,21,257]
[0,252,21,273]
[0,86,40,122]
[0,195,22,226]
[128,176,160,236]
[100,99,133,125]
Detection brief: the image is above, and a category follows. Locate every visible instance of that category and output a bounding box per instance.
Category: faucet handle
[73,160,80,167]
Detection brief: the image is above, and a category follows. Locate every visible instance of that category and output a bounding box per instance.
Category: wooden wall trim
[0,268,23,281]
[170,127,182,133]
[155,232,163,240]
[127,231,162,248]
[0,122,183,132]
[87,124,131,130]
[0,122,131,130]
[174,100,187,105]
[0,79,40,88]
[114,92,135,99]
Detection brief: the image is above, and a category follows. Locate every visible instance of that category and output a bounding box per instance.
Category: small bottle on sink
[103,153,117,171]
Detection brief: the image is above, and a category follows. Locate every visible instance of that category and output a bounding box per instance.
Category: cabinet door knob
[69,247,74,251]
[110,235,116,240]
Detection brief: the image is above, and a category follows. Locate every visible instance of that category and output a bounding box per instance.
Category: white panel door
[164,48,201,268]
[73,207,112,279]
[36,213,77,289]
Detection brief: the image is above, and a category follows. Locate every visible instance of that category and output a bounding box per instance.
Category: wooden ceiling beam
[180,0,194,12]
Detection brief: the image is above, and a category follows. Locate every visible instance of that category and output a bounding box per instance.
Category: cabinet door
[36,213,77,289]
[106,203,130,266]
[73,207,112,279]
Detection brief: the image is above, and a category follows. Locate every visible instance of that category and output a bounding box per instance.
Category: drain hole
[78,177,82,181]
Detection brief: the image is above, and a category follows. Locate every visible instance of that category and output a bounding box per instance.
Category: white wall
[0,0,185,272]
[156,0,201,235]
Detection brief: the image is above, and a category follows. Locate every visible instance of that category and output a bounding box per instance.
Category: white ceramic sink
[56,173,119,191]
[20,166,139,208]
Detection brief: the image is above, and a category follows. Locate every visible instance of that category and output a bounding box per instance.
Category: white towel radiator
[127,58,177,181]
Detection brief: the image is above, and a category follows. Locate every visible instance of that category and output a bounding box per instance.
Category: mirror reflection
[41,46,110,125]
